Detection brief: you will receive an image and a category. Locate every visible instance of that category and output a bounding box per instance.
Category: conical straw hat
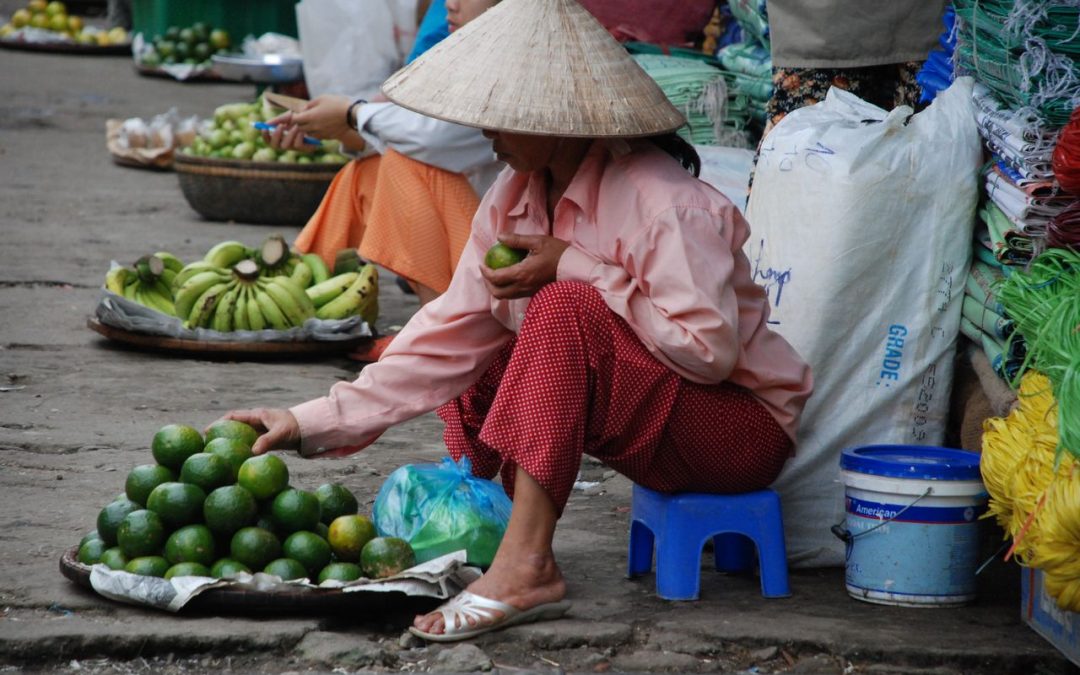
[382,0,686,137]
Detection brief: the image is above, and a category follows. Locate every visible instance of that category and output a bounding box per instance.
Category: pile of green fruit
[103,236,378,330]
[137,21,230,68]
[75,420,416,584]
[1,0,128,45]
[183,96,349,164]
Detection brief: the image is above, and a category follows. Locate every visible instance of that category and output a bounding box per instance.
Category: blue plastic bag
[372,456,512,567]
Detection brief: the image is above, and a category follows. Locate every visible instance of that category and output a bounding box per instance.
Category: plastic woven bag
[372,457,512,567]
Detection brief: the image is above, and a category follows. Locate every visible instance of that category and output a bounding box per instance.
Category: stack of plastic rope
[917,6,957,104]
[953,0,1080,127]
[962,252,1025,380]
[632,54,745,147]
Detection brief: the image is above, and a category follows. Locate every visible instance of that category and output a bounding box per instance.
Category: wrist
[346,98,367,131]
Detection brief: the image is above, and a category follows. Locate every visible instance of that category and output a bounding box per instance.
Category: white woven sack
[745,77,982,568]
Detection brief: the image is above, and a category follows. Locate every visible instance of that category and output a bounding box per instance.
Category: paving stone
[610,650,703,672]
[293,631,393,668]
[493,619,633,649]
[788,653,847,674]
[645,629,724,655]
[433,643,493,672]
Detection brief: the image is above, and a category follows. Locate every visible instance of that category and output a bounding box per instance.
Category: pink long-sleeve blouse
[290,140,813,457]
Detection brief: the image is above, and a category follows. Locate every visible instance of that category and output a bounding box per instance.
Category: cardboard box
[1021,566,1080,668]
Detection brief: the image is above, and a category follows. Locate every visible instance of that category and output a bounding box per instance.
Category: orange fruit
[237,454,289,501]
[327,514,376,563]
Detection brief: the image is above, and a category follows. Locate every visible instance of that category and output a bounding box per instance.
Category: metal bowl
[211,53,303,83]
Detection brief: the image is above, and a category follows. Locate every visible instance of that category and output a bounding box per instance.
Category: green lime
[164,524,216,566]
[204,419,259,448]
[237,454,289,501]
[165,561,212,580]
[318,562,363,584]
[151,424,204,471]
[96,497,141,546]
[209,558,251,579]
[146,482,207,529]
[77,538,109,565]
[124,464,175,506]
[271,488,321,534]
[117,509,167,558]
[230,527,281,570]
[327,514,377,563]
[314,483,359,525]
[360,537,416,579]
[484,242,527,269]
[79,530,102,549]
[125,556,170,577]
[203,485,258,537]
[263,558,308,581]
[100,547,130,571]
[179,452,232,492]
[204,437,253,481]
[282,531,332,576]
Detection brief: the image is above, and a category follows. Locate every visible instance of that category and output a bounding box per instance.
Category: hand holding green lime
[484,242,528,269]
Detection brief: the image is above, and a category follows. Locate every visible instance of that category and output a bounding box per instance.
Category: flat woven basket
[174,153,341,226]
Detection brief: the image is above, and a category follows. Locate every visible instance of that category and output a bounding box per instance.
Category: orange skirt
[293,149,480,294]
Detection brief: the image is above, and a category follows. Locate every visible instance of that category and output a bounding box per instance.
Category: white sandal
[408,590,571,643]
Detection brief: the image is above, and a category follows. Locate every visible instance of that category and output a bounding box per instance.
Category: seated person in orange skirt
[223,0,813,642]
[266,0,503,306]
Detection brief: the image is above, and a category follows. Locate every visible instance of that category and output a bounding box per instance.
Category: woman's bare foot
[412,550,566,635]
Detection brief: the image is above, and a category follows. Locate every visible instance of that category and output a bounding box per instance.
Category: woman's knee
[526,281,607,324]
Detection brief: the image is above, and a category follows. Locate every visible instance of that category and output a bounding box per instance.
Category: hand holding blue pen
[251,121,322,146]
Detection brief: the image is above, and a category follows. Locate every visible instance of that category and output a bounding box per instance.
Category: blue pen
[251,121,322,146]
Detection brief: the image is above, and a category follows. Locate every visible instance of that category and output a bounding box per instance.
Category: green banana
[212,285,240,332]
[267,275,316,318]
[105,267,130,295]
[203,240,250,269]
[142,283,176,316]
[289,260,313,289]
[160,268,177,288]
[360,292,378,326]
[253,287,289,330]
[174,270,231,321]
[173,261,224,289]
[153,252,185,273]
[245,286,267,331]
[186,281,232,330]
[305,272,359,308]
[123,279,140,301]
[315,264,377,320]
[233,286,251,331]
[301,253,330,285]
[257,279,308,327]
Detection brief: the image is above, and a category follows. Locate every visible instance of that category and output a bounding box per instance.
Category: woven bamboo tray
[59,547,440,615]
[87,317,371,359]
[174,153,340,226]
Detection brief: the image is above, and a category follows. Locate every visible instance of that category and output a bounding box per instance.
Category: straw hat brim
[382,0,687,138]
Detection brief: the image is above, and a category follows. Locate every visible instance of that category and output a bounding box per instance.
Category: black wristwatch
[347,98,367,131]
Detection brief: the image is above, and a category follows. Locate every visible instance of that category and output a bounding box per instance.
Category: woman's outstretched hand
[480,233,569,300]
[263,111,316,153]
[218,409,301,455]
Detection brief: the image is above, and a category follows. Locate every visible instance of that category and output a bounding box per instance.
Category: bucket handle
[831,486,932,544]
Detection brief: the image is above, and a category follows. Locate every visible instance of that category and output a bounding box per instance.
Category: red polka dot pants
[437,282,793,514]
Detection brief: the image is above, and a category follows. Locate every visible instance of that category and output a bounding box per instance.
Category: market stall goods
[135,21,230,69]
[101,237,378,329]
[1,0,129,48]
[73,421,415,584]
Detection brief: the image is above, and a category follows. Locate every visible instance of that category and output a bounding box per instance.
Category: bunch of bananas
[104,237,379,331]
[307,264,379,326]
[104,252,184,316]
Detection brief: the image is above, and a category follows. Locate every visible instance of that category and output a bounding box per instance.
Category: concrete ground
[0,29,1078,675]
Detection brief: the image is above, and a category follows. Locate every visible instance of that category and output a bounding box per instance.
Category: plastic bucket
[838,445,988,607]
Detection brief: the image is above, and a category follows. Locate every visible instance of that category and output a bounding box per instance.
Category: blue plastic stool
[626,484,790,600]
